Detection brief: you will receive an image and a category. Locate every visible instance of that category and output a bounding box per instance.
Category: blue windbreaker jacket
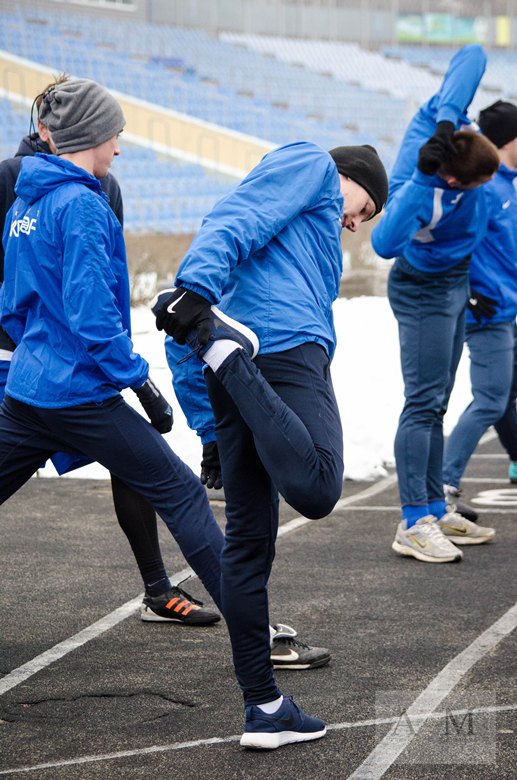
[467,164,517,325]
[176,141,344,359]
[1,154,148,408]
[165,335,216,444]
[372,45,488,272]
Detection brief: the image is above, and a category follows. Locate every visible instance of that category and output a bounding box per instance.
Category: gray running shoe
[392,515,463,563]
[444,484,479,522]
[437,511,495,545]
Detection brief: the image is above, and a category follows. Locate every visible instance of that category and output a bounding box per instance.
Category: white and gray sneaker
[270,624,331,670]
[392,515,463,563]
[443,484,479,523]
[436,511,495,545]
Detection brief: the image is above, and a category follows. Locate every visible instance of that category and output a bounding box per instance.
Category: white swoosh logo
[167,291,186,314]
[270,648,300,661]
[502,200,511,209]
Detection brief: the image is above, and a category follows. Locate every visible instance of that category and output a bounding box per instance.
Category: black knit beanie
[478,100,517,148]
[328,144,388,217]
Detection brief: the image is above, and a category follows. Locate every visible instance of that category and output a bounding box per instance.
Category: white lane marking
[461,477,511,483]
[0,568,192,698]
[471,453,507,459]
[0,703,515,775]
[472,488,517,506]
[346,602,517,779]
[0,474,397,698]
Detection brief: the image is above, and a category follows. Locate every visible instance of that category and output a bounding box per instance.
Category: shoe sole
[272,655,331,670]
[140,608,221,625]
[442,534,495,545]
[392,541,462,563]
[240,727,327,749]
[212,306,259,358]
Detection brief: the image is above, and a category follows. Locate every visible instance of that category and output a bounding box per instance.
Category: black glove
[134,377,173,433]
[417,121,457,176]
[151,286,211,345]
[200,440,223,490]
[467,289,497,323]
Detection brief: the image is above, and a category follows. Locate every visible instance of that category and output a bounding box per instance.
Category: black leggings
[110,474,169,592]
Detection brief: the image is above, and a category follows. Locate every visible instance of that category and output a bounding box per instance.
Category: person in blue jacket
[0,78,331,677]
[0,77,220,628]
[152,140,389,749]
[164,335,333,670]
[495,328,517,483]
[443,100,517,502]
[371,45,499,564]
[0,78,227,636]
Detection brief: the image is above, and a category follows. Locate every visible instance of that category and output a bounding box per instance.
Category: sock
[201,339,242,372]
[428,499,447,519]
[145,576,172,597]
[257,696,284,714]
[402,504,429,529]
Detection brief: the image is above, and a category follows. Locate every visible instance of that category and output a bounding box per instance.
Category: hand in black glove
[467,289,497,323]
[134,377,173,433]
[200,440,223,490]
[417,121,457,176]
[151,286,211,345]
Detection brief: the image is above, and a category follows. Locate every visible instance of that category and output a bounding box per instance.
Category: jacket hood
[15,153,102,204]
[15,133,50,159]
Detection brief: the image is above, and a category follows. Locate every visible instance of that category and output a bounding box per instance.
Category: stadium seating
[0,97,236,235]
[0,5,405,165]
[1,6,508,235]
[223,33,502,119]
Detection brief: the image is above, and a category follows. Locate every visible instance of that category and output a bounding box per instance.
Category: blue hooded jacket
[1,153,148,408]
[372,45,489,272]
[165,335,216,444]
[467,163,517,325]
[176,141,344,359]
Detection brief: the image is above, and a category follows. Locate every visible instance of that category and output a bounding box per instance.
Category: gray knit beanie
[38,79,125,154]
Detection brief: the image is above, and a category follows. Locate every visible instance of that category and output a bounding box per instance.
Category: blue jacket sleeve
[388,45,486,200]
[60,194,148,389]
[433,45,486,126]
[176,142,338,302]
[164,336,216,444]
[371,170,436,259]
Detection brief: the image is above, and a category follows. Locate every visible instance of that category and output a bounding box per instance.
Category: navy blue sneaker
[184,306,259,361]
[240,695,326,749]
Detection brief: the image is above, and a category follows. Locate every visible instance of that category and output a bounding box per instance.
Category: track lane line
[0,568,191,697]
[346,602,517,779]
[0,474,397,698]
[0,703,515,775]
